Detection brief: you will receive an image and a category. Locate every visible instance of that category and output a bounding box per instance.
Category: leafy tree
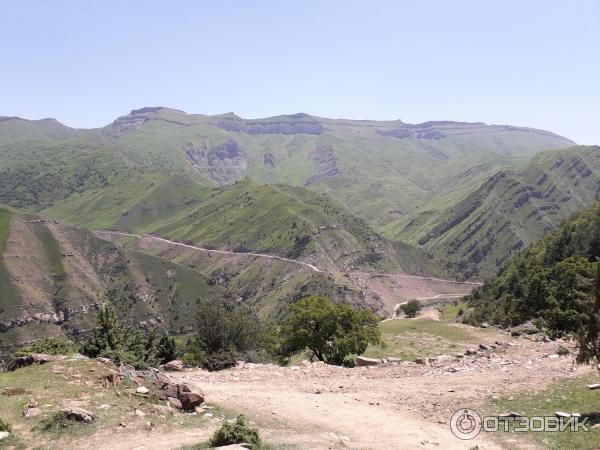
[577,262,600,364]
[82,303,171,369]
[399,299,421,318]
[192,299,262,370]
[156,334,178,364]
[16,336,77,356]
[280,296,380,365]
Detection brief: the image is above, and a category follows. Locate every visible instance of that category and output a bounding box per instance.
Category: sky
[1,0,599,144]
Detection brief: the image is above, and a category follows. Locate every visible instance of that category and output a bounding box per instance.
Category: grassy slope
[387,145,600,278]
[0,208,21,315]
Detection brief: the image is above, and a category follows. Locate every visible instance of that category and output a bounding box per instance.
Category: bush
[33,412,74,433]
[194,299,262,355]
[279,296,381,365]
[556,346,570,356]
[209,415,261,449]
[399,299,421,318]
[0,417,11,432]
[201,349,239,372]
[16,337,77,356]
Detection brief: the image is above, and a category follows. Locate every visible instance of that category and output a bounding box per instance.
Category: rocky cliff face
[185,140,248,185]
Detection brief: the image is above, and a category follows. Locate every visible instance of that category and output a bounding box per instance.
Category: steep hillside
[0,109,573,229]
[463,202,600,332]
[388,146,600,278]
[0,207,227,352]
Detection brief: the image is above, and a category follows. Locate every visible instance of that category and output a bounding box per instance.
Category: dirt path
[170,339,589,450]
[95,230,323,272]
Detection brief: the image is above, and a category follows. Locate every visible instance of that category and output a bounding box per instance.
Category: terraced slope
[388,146,600,278]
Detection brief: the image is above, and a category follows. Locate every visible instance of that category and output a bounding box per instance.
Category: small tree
[577,262,600,364]
[400,299,421,318]
[156,334,177,364]
[280,296,380,365]
[193,299,262,370]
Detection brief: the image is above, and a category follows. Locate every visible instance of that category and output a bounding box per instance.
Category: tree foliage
[279,296,380,365]
[400,299,421,318]
[82,303,176,369]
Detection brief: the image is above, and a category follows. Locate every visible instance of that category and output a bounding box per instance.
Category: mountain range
[1,107,599,349]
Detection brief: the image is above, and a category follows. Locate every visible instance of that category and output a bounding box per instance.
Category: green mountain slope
[463,203,600,333]
[386,146,600,278]
[0,206,227,352]
[0,108,573,227]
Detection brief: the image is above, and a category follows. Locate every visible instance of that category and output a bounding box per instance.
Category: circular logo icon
[450,408,482,439]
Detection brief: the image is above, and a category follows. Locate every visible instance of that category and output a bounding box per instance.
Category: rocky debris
[499,411,522,418]
[155,374,204,410]
[387,357,402,363]
[377,124,446,141]
[96,357,112,364]
[152,404,173,415]
[414,358,426,365]
[136,386,149,394]
[464,349,478,356]
[355,357,381,367]
[62,407,96,423]
[0,432,10,442]
[478,344,488,351]
[164,360,184,371]
[481,322,489,328]
[587,383,600,390]
[134,409,146,418]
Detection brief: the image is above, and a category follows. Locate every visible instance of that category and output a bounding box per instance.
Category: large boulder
[163,360,184,371]
[177,384,204,409]
[62,407,96,423]
[355,356,380,367]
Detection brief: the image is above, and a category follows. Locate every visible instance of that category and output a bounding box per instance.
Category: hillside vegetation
[389,145,600,278]
[464,202,600,333]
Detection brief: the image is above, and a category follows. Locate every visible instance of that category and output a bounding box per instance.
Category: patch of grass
[0,208,21,313]
[0,417,11,432]
[440,301,468,320]
[483,374,600,450]
[363,319,483,360]
[33,411,78,434]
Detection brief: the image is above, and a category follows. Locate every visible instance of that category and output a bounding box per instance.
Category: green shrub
[33,412,74,433]
[400,299,421,318]
[556,345,570,356]
[0,416,11,432]
[16,336,77,356]
[201,349,239,372]
[209,415,261,449]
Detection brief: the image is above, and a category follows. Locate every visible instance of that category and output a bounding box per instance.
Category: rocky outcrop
[305,144,339,186]
[263,152,277,167]
[378,124,446,141]
[62,406,96,423]
[217,114,324,135]
[185,140,248,185]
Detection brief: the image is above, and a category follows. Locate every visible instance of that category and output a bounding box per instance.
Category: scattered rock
[177,384,205,409]
[0,431,9,442]
[24,407,42,419]
[136,386,149,394]
[135,409,146,418]
[300,360,312,367]
[167,397,183,409]
[355,356,380,366]
[96,357,112,364]
[62,407,96,423]
[164,360,184,371]
[387,357,402,363]
[587,383,600,390]
[499,411,522,418]
[464,349,478,356]
[414,358,426,365]
[478,344,488,351]
[31,353,52,364]
[194,406,205,414]
[481,322,489,328]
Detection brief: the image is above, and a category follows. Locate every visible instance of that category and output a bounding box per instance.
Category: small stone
[194,406,205,414]
[587,383,600,390]
[204,413,213,418]
[479,344,488,351]
[135,409,146,418]
[355,356,380,366]
[167,397,183,409]
[136,386,149,394]
[62,406,96,423]
[0,431,9,442]
[24,407,42,419]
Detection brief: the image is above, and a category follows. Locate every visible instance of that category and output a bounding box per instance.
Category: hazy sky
[1,0,598,143]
